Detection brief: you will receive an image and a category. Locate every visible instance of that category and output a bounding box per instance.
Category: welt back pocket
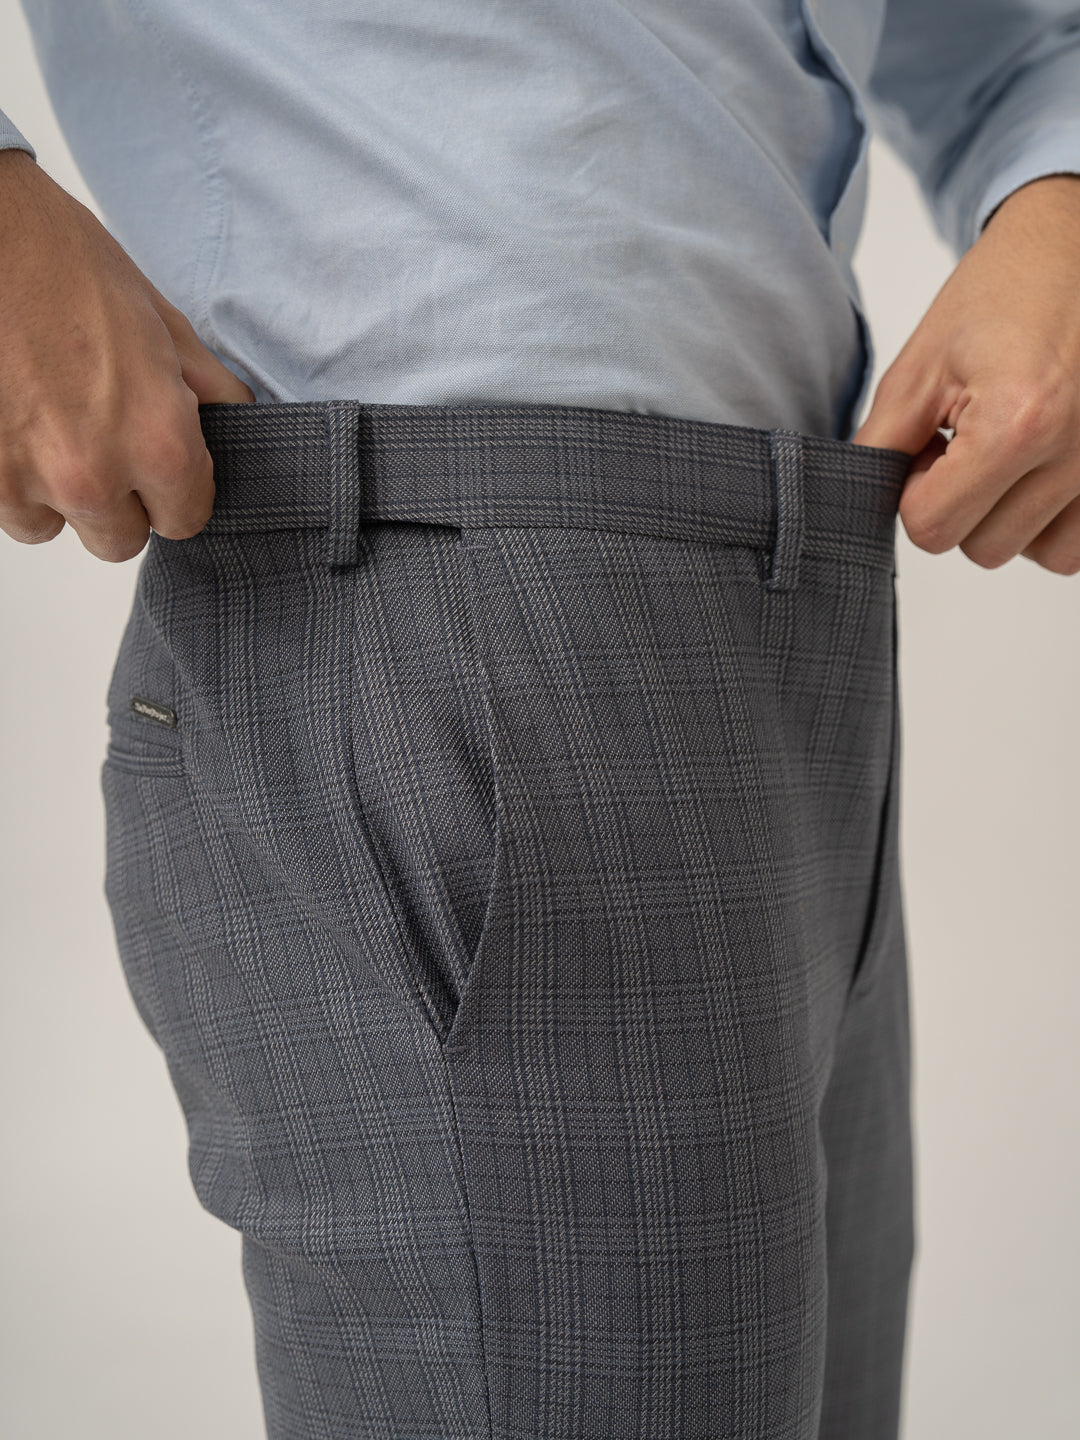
[103,543,187,777]
[106,694,186,775]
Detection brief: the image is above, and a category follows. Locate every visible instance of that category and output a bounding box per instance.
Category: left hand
[853,173,1080,576]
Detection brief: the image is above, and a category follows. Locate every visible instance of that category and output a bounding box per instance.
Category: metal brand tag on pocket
[130,695,178,728]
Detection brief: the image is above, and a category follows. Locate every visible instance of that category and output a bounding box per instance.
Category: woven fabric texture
[102,401,915,1440]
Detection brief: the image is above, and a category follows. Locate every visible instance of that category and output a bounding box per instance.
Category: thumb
[151,288,255,404]
[174,335,256,405]
[899,430,950,487]
[852,365,942,456]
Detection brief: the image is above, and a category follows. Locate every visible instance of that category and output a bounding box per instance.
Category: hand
[853,173,1080,576]
[0,148,254,562]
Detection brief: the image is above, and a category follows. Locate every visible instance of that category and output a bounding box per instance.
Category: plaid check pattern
[102,401,915,1439]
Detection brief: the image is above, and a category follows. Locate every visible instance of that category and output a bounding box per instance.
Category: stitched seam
[122,0,228,348]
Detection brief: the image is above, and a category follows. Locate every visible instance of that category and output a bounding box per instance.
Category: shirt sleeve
[865,3,1080,255]
[0,108,37,161]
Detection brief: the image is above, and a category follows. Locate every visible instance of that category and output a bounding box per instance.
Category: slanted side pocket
[345,522,506,1039]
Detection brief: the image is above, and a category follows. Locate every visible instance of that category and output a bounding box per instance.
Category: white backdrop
[1,4,1077,1436]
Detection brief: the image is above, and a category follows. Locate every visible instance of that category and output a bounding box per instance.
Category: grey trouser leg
[102,402,915,1439]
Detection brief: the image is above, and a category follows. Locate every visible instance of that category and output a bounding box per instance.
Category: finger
[150,289,256,404]
[138,443,215,540]
[127,385,217,539]
[64,489,151,563]
[174,335,255,405]
[897,421,1040,555]
[1020,489,1080,575]
[903,431,949,483]
[0,498,66,545]
[959,455,1080,568]
[851,362,944,455]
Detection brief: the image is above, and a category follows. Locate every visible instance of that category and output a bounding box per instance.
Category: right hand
[0,148,255,562]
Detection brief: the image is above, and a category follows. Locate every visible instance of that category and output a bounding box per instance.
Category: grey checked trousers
[102,401,916,1440]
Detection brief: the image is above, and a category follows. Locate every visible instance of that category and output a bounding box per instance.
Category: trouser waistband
[196,401,912,586]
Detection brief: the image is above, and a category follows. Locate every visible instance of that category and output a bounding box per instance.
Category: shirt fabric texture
[3,0,1079,441]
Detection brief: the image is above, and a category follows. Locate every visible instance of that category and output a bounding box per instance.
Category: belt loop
[765,428,804,593]
[323,400,363,569]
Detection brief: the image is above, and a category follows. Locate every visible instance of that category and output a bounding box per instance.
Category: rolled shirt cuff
[969,119,1080,248]
[0,109,37,162]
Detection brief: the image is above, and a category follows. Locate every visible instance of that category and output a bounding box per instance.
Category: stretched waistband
[195,400,912,586]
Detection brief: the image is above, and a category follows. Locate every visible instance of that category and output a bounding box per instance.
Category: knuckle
[999,375,1072,451]
[155,508,212,541]
[94,533,148,564]
[0,515,64,545]
[960,537,1012,570]
[25,518,65,545]
[53,464,113,519]
[1043,549,1080,577]
[901,506,953,554]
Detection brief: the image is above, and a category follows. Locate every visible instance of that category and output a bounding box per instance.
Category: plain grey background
[1,5,1078,1436]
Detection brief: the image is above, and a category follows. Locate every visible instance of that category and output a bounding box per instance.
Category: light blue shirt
[3,2,1079,440]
